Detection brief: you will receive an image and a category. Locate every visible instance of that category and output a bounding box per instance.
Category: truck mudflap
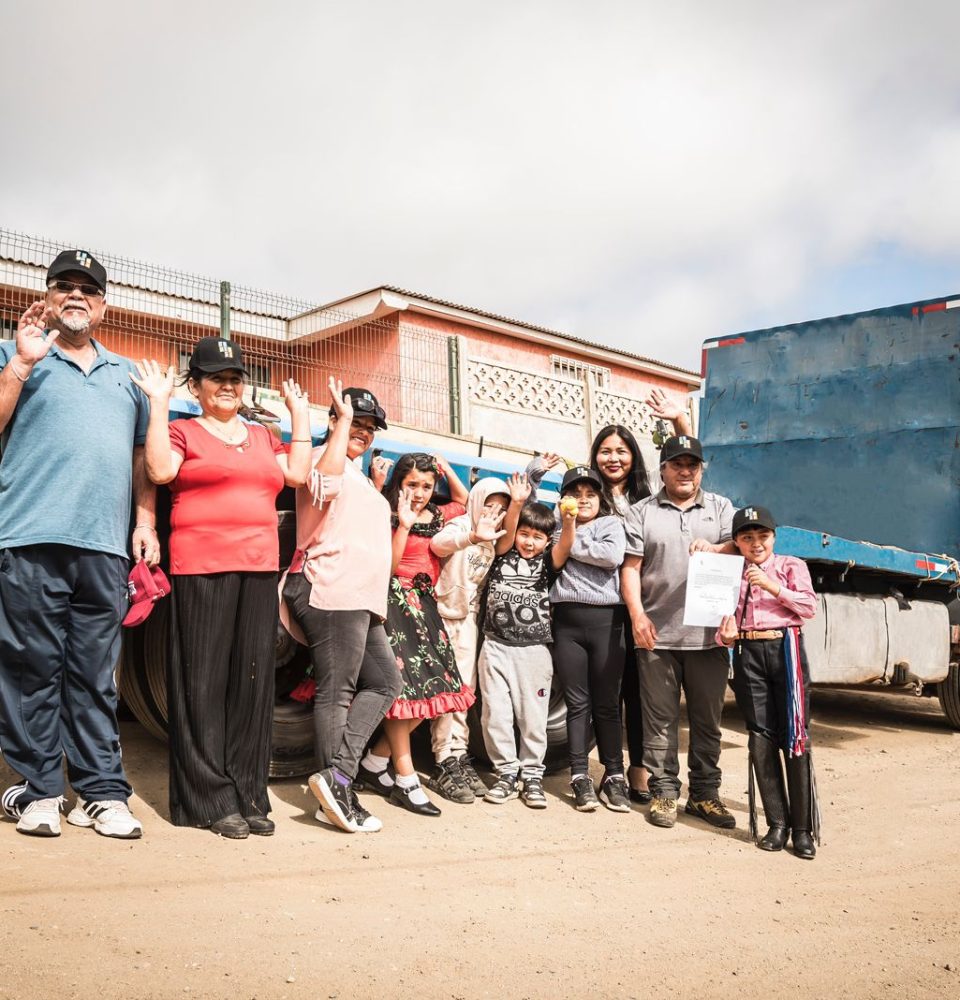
[804,593,950,686]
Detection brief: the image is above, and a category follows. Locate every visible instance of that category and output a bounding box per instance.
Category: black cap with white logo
[659,434,704,464]
[47,249,107,291]
[732,505,777,536]
[188,337,249,375]
[561,465,603,493]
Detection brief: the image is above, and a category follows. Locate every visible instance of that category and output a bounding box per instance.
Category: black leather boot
[749,732,789,851]
[785,753,816,860]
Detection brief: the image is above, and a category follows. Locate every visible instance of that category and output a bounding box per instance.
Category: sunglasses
[352,396,377,413]
[47,279,104,299]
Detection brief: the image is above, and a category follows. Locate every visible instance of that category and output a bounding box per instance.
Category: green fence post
[219,281,231,339]
[447,335,461,436]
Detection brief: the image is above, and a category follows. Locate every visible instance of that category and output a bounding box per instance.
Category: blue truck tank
[699,294,960,561]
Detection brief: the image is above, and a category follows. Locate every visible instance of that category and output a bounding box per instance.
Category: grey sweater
[550,515,626,606]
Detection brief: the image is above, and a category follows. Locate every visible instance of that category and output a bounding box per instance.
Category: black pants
[552,603,626,776]
[620,644,644,769]
[0,544,131,805]
[282,573,402,779]
[731,636,811,751]
[167,572,277,827]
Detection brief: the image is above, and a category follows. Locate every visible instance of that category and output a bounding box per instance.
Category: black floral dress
[385,504,476,720]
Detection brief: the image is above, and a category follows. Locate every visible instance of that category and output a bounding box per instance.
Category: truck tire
[937,662,960,729]
[466,677,584,775]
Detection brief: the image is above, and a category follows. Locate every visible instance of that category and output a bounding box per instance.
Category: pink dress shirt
[717,554,817,644]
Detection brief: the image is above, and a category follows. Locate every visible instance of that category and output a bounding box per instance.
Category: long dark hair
[382,452,438,512]
[589,424,651,508]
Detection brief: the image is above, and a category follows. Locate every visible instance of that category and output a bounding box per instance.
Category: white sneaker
[67,798,143,839]
[314,806,382,834]
[16,797,63,837]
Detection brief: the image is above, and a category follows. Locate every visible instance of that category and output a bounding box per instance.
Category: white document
[682,552,745,627]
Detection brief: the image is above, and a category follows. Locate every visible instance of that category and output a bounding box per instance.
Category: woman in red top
[131,338,312,838]
[358,453,474,816]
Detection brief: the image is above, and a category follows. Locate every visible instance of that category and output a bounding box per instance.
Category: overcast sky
[2,1,959,371]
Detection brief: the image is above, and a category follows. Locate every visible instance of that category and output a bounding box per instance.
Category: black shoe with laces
[598,774,631,813]
[426,756,475,803]
[309,768,358,833]
[571,776,599,812]
[483,773,519,804]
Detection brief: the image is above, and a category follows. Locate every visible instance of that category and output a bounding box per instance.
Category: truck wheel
[466,678,584,775]
[937,662,960,729]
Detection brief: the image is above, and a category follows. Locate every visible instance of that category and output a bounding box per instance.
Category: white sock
[361,752,394,787]
[395,772,429,805]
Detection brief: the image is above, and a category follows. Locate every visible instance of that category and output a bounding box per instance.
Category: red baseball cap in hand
[122,560,170,627]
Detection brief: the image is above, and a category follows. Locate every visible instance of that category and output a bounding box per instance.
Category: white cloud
[2,0,959,369]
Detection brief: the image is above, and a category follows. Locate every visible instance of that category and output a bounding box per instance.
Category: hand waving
[645,387,683,422]
[328,376,354,422]
[507,472,532,505]
[283,377,309,416]
[15,301,56,367]
[473,508,506,543]
[397,487,419,529]
[129,359,175,402]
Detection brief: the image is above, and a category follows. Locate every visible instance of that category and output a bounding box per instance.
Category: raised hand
[328,376,354,422]
[473,508,506,543]
[507,472,532,504]
[540,452,565,470]
[283,377,309,416]
[15,301,57,367]
[431,453,452,480]
[370,455,393,492]
[129,359,175,402]
[717,614,739,647]
[397,487,418,529]
[647,387,687,422]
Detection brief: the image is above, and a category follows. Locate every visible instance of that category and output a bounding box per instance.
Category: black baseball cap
[187,336,249,375]
[660,434,704,464]
[47,249,107,291]
[330,387,388,430]
[561,465,603,493]
[732,505,777,536]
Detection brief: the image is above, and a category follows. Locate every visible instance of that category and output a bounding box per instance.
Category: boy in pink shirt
[717,505,820,860]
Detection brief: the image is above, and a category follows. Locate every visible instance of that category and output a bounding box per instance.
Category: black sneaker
[685,797,736,829]
[348,790,383,833]
[426,756,475,804]
[457,755,488,796]
[598,775,631,813]
[355,762,394,797]
[520,776,547,809]
[570,776,599,812]
[309,768,358,833]
[483,774,519,804]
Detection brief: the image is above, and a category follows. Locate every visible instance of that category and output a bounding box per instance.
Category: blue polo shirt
[0,338,148,558]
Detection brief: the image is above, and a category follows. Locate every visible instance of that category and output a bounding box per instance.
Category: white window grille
[550,354,610,388]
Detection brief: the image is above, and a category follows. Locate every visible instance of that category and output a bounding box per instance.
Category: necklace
[198,417,249,450]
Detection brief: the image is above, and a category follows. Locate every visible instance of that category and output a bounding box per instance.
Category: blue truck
[698,292,960,726]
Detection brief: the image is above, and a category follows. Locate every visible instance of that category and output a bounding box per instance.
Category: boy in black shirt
[479,501,575,807]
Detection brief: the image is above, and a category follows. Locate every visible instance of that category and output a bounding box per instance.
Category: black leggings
[551,603,626,776]
[620,644,644,769]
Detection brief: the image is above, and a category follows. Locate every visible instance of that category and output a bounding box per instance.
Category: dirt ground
[1,687,959,1000]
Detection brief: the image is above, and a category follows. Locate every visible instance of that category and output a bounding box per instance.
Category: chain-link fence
[0,229,453,433]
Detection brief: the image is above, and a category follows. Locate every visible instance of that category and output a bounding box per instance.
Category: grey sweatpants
[636,646,730,800]
[478,638,553,779]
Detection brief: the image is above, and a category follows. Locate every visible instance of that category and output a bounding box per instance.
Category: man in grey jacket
[620,436,735,831]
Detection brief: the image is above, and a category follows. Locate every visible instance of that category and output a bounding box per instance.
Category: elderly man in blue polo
[0,249,158,839]
[620,434,736,831]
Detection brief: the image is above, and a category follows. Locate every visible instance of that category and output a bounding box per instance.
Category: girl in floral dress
[358,452,475,816]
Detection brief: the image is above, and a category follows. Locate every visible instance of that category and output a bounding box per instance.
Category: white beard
[61,312,90,334]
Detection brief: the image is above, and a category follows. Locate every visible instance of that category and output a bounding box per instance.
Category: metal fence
[0,229,453,433]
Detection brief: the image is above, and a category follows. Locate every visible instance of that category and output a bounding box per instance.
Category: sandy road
[1,687,959,1000]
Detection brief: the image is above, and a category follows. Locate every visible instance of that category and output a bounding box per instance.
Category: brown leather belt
[738,630,784,640]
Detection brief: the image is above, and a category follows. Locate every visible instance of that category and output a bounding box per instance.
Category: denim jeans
[282,573,402,778]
